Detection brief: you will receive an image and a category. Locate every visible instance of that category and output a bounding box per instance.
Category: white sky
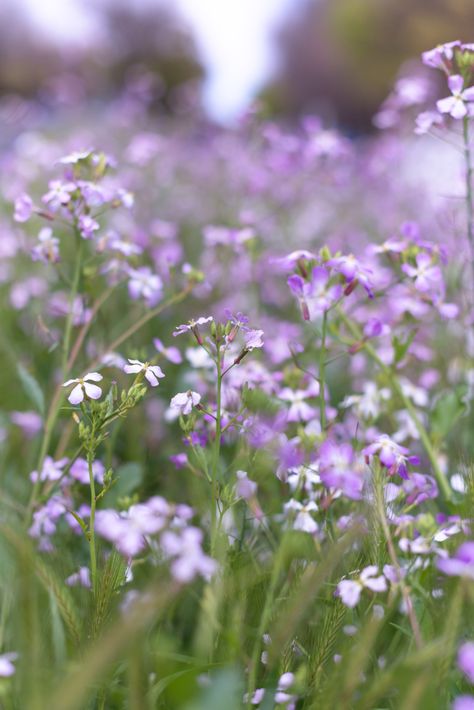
[17,0,305,121]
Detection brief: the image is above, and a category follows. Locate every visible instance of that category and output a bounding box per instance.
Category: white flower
[337,566,387,608]
[63,372,103,405]
[170,390,201,416]
[123,359,165,387]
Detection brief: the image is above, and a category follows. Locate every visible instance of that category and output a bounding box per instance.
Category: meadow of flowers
[2,40,474,709]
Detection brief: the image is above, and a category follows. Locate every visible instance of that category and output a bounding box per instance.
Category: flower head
[123,359,165,387]
[63,372,103,405]
[437,75,474,119]
[170,390,201,416]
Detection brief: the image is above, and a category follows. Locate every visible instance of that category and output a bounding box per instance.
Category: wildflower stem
[319,311,328,431]
[338,309,452,501]
[462,116,474,278]
[87,450,97,595]
[211,344,222,555]
[374,468,423,649]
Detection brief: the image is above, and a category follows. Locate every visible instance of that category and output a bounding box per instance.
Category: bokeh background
[4,0,474,133]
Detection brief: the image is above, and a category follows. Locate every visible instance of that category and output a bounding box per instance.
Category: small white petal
[124,364,142,374]
[84,383,102,400]
[68,384,84,405]
[63,378,79,387]
[145,369,159,386]
[83,372,103,382]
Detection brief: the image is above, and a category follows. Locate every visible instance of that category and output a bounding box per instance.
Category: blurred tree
[261,0,474,131]
[85,0,205,113]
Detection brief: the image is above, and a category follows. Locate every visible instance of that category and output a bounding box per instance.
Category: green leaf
[104,462,144,504]
[16,363,45,416]
[431,386,467,439]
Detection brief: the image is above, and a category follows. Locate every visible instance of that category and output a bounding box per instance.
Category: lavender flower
[437,542,474,579]
[337,566,387,608]
[127,267,162,307]
[170,390,201,416]
[31,228,60,264]
[436,75,474,119]
[0,653,18,677]
[153,338,182,364]
[14,193,33,222]
[458,642,474,683]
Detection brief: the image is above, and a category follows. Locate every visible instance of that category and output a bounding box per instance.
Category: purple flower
[66,566,91,588]
[458,642,474,683]
[236,470,257,500]
[31,228,60,264]
[402,252,442,292]
[422,41,460,69]
[78,214,99,239]
[127,267,162,307]
[160,527,217,583]
[307,266,343,316]
[327,255,374,298]
[10,411,42,438]
[437,542,474,579]
[0,653,18,677]
[319,440,364,499]
[279,385,319,422]
[63,372,103,405]
[30,456,69,483]
[454,697,474,710]
[437,75,474,119]
[70,457,105,485]
[173,316,213,340]
[153,338,182,364]
[123,359,165,387]
[42,180,75,210]
[14,193,33,222]
[244,329,264,350]
[170,390,201,416]
[363,434,419,479]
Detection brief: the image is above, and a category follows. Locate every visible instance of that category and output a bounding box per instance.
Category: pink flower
[123,359,165,387]
[63,372,103,405]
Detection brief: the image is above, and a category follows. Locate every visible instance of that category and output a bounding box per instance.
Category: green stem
[338,309,451,501]
[87,450,97,595]
[463,116,474,277]
[211,345,222,555]
[319,311,328,431]
[246,547,284,709]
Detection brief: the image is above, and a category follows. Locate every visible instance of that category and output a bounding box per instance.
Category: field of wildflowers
[2,40,474,709]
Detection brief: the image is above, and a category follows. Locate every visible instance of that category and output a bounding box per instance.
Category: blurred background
[4,0,474,130]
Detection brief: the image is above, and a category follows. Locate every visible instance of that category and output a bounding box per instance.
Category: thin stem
[26,284,194,518]
[87,283,194,372]
[374,470,423,650]
[319,311,328,431]
[211,344,222,555]
[338,308,452,502]
[463,116,474,279]
[87,450,97,595]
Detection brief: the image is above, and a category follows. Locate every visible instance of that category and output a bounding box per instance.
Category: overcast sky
[17,0,305,121]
